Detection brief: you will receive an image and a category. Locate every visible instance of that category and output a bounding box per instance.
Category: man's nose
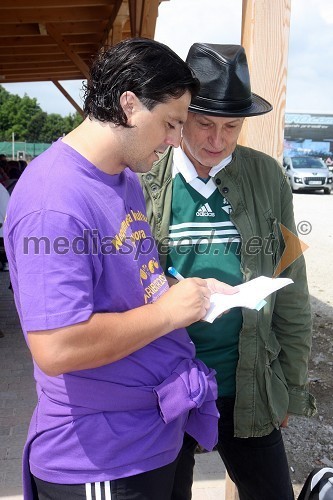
[209,129,224,149]
[166,128,182,148]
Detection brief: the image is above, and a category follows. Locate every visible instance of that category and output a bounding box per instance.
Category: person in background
[4,38,235,500]
[18,159,28,172]
[0,182,10,271]
[6,160,21,179]
[325,156,333,171]
[0,162,9,186]
[2,160,22,194]
[140,43,316,500]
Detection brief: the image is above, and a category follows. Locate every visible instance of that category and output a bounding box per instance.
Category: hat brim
[188,93,273,117]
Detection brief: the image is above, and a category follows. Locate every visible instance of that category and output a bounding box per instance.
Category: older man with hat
[140,43,316,500]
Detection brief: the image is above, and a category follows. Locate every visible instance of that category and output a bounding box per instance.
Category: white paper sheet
[203,276,294,323]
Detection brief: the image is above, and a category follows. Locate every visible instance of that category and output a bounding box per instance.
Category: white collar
[172,147,232,180]
[172,146,198,181]
[209,155,233,176]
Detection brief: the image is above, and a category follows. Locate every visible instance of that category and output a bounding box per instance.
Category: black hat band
[191,94,254,112]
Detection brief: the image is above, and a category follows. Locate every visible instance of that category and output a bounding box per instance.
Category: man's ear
[119,91,137,119]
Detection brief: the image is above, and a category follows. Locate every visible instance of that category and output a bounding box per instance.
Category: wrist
[150,300,175,335]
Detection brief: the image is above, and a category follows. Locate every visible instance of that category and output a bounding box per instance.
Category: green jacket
[140,145,316,438]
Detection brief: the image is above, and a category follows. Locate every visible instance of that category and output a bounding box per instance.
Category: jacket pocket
[264,335,289,426]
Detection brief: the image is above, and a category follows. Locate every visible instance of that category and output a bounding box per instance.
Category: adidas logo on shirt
[196,203,215,217]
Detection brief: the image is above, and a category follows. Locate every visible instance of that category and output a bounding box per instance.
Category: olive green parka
[140,145,316,437]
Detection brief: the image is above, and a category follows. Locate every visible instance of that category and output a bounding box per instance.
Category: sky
[2,0,333,117]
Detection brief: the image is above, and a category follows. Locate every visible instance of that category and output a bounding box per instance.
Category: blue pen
[168,266,185,281]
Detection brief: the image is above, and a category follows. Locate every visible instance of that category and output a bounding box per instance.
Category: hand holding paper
[204,276,293,323]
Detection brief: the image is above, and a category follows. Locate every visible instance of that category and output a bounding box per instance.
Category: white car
[283,156,333,194]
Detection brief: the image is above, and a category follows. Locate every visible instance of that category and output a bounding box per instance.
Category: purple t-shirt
[4,139,196,484]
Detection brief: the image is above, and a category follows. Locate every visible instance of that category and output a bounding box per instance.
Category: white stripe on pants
[85,481,112,499]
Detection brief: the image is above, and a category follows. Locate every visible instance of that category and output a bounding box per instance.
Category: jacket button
[151,184,158,192]
[215,178,221,185]
[222,187,229,194]
[146,174,153,181]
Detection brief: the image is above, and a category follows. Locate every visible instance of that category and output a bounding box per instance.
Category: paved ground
[0,271,226,500]
[0,272,35,500]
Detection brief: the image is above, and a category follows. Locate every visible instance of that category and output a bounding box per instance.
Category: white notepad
[204,276,293,323]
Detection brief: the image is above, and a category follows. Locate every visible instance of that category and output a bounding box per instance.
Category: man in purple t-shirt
[4,39,234,500]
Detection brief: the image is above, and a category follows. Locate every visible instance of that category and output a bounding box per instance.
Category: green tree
[0,87,19,140]
[0,85,83,143]
[40,113,67,143]
[0,87,42,141]
[26,111,48,142]
[15,95,42,139]
[63,112,83,132]
[72,112,83,129]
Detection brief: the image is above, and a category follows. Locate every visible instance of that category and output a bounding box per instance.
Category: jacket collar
[173,146,232,181]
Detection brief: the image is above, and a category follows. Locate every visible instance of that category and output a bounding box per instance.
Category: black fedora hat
[186,43,272,117]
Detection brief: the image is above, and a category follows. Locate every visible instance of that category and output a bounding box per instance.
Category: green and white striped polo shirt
[166,147,243,396]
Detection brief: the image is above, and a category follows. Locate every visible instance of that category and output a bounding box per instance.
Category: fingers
[205,278,239,295]
[158,277,212,329]
[175,277,212,299]
[180,278,211,317]
[204,295,211,311]
[280,415,289,428]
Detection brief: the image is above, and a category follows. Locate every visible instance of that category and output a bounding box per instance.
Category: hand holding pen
[155,267,212,329]
[167,266,239,316]
[168,266,237,294]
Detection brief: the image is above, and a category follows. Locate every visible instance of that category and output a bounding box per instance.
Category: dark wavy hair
[83,38,199,127]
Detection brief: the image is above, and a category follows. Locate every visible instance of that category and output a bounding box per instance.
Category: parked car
[283,156,333,194]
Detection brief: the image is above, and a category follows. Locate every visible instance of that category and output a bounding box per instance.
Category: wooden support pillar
[239,0,291,162]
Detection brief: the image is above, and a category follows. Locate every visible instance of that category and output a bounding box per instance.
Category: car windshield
[292,157,325,169]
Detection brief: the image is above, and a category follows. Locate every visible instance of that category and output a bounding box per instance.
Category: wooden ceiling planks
[0,0,166,84]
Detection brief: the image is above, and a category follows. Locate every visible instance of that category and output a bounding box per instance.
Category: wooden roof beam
[0,61,81,71]
[0,6,114,24]
[128,0,159,39]
[46,23,90,78]
[0,21,108,37]
[108,0,129,45]
[52,80,84,116]
[0,34,102,47]
[3,67,83,76]
[1,0,114,7]
[38,23,48,35]
[102,0,124,45]
[0,76,83,83]
[128,0,142,37]
[0,44,96,56]
[140,0,159,39]
[0,53,92,64]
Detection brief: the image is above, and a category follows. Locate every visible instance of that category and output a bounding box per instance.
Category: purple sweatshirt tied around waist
[23,358,219,499]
